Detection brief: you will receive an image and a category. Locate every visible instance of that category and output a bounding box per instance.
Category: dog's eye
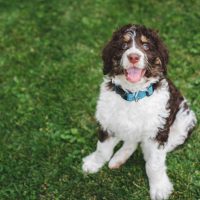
[142,43,149,50]
[122,43,128,49]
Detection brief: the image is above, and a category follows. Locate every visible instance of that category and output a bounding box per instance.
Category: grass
[0,0,200,199]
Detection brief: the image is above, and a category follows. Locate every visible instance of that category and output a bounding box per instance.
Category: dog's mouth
[124,67,146,83]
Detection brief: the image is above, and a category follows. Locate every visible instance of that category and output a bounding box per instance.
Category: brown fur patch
[123,33,131,42]
[155,79,184,145]
[141,35,148,43]
[155,57,161,65]
[98,128,109,142]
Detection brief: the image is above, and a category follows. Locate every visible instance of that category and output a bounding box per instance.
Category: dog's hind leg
[108,141,138,169]
[166,101,197,152]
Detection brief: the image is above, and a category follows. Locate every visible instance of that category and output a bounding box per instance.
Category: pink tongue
[126,67,144,83]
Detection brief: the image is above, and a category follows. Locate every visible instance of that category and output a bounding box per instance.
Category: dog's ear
[102,24,134,75]
[149,29,169,75]
[157,37,169,75]
[101,25,127,75]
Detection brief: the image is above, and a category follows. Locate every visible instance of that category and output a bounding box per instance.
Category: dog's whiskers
[145,57,152,72]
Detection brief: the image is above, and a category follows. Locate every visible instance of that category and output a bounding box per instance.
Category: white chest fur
[95,79,170,142]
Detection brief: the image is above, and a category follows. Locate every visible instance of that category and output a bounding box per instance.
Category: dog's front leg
[108,141,138,169]
[141,140,173,200]
[82,136,119,173]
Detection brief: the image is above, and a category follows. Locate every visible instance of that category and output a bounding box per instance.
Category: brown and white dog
[82,24,197,200]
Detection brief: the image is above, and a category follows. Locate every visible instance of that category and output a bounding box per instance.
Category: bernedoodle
[82,24,197,200]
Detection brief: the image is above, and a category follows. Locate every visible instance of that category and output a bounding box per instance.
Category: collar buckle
[134,92,139,102]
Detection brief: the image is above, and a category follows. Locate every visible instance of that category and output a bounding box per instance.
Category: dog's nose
[128,53,140,64]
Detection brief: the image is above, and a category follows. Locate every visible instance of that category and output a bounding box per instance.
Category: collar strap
[112,83,154,102]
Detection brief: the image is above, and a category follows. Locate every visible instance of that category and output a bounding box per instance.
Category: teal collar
[113,83,154,102]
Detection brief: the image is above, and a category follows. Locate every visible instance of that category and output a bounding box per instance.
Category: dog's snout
[128,53,140,64]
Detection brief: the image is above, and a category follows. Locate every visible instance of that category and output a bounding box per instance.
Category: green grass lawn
[0,0,200,199]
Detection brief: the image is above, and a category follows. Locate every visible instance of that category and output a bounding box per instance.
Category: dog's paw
[108,157,125,169]
[82,153,104,174]
[150,178,173,200]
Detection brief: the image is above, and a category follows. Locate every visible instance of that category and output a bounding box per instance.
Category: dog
[82,24,197,200]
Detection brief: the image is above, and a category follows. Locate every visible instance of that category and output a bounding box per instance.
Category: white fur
[96,78,170,140]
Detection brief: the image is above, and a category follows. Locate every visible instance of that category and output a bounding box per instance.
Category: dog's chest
[95,83,169,140]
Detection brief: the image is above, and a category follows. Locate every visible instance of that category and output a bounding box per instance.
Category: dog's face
[102,24,168,83]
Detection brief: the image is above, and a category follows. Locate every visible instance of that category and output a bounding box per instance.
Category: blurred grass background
[0,0,199,199]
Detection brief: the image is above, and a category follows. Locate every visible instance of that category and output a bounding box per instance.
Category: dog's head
[102,24,168,83]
